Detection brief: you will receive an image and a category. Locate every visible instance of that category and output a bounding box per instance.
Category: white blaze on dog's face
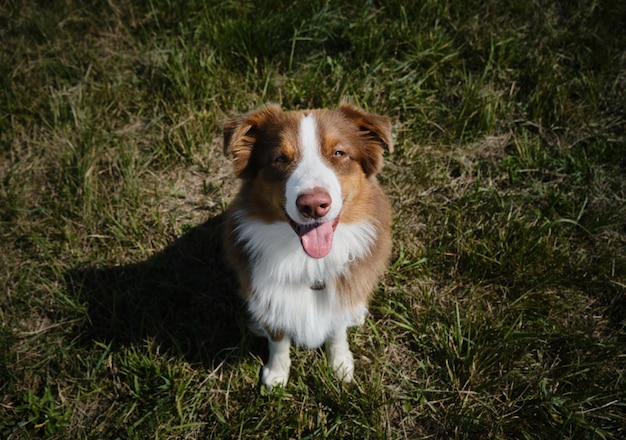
[224,103,392,260]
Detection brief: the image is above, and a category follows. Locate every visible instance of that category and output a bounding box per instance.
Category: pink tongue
[299,222,335,258]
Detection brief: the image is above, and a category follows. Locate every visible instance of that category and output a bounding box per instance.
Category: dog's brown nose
[296,188,332,219]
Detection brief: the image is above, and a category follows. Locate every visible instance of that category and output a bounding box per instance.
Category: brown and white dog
[223,103,392,388]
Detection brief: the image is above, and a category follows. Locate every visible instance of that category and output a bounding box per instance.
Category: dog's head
[224,103,392,258]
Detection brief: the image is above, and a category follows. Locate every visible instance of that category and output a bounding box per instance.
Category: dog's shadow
[67,214,257,368]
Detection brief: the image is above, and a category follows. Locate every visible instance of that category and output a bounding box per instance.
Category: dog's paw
[261,366,289,389]
[262,337,291,390]
[261,363,290,389]
[331,351,355,383]
[349,304,369,327]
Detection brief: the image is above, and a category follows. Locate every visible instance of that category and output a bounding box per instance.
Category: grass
[1,0,625,438]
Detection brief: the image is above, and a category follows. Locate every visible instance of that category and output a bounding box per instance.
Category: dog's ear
[223,104,283,180]
[337,103,393,177]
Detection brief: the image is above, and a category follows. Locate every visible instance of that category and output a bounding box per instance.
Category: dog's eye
[274,154,288,164]
[333,150,346,158]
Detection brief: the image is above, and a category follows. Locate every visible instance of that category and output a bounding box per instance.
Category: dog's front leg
[326,326,354,382]
[262,335,291,389]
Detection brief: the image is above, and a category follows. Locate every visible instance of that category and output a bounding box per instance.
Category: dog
[223,103,392,388]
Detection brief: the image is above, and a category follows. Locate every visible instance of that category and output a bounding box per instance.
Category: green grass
[1,0,625,438]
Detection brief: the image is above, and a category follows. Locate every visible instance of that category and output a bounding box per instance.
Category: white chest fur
[234,215,375,348]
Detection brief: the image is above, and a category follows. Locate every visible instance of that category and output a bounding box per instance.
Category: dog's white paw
[262,337,291,389]
[353,305,369,326]
[331,351,355,383]
[261,363,290,389]
[327,327,356,383]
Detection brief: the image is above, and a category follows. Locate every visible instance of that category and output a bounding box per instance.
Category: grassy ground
[1,0,625,438]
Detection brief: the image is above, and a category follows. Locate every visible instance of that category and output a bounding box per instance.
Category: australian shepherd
[223,103,392,388]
